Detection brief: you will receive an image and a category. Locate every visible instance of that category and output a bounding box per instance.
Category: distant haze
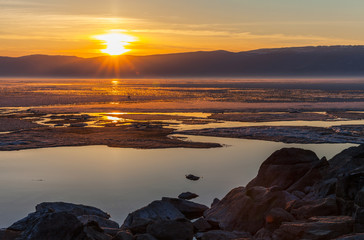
[1,46,364,78]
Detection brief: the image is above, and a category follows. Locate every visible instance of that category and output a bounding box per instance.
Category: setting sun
[95,32,136,56]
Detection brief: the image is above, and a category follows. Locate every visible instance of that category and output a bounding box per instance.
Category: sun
[95,32,136,56]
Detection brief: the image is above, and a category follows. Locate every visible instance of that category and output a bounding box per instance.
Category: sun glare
[95,32,136,56]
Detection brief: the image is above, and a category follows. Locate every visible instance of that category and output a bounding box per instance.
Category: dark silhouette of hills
[2,46,364,77]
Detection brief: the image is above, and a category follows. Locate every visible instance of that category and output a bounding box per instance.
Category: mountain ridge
[1,45,364,77]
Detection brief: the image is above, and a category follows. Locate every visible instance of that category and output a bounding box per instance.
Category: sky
[1,0,364,57]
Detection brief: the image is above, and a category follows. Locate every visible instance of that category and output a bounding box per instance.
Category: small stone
[178,192,199,200]
[185,174,200,181]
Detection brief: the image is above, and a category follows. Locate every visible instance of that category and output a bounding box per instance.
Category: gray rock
[102,228,121,236]
[20,212,84,240]
[193,217,212,232]
[195,230,251,240]
[292,190,305,199]
[9,202,110,232]
[36,202,110,218]
[135,234,158,240]
[80,221,112,240]
[146,219,194,240]
[178,192,199,200]
[78,215,119,229]
[336,173,364,201]
[354,208,364,233]
[290,197,338,220]
[355,188,364,208]
[328,145,364,178]
[122,200,185,234]
[161,197,208,219]
[309,178,337,199]
[254,228,272,240]
[111,231,133,240]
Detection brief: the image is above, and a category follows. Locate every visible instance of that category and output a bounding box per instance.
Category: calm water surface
[0,135,356,227]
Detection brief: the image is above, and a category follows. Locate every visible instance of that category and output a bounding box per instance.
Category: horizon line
[2,44,364,59]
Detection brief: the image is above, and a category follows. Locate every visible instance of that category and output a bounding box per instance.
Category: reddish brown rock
[247,148,320,190]
[204,186,297,233]
[272,216,354,240]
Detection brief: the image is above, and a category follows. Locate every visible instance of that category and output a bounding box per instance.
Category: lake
[0,134,356,227]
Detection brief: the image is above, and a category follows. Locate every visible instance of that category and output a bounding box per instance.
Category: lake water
[0,134,356,227]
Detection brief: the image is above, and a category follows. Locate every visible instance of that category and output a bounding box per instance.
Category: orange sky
[2,0,364,57]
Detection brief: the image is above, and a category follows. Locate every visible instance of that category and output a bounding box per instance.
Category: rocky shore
[179,125,364,144]
[2,145,364,240]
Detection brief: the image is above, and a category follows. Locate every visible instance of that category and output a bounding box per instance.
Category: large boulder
[290,197,339,220]
[204,186,297,233]
[78,215,119,229]
[328,145,364,178]
[161,197,208,219]
[9,202,110,232]
[36,202,110,218]
[336,172,364,216]
[246,148,320,191]
[272,216,354,240]
[78,221,113,240]
[20,212,84,240]
[122,200,185,234]
[146,219,194,240]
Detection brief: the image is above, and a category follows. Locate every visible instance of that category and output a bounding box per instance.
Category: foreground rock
[204,146,364,238]
[4,145,364,239]
[195,230,251,240]
[161,197,208,219]
[246,148,321,190]
[5,202,118,240]
[204,185,298,233]
[121,200,185,234]
[146,219,194,240]
[272,216,354,240]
